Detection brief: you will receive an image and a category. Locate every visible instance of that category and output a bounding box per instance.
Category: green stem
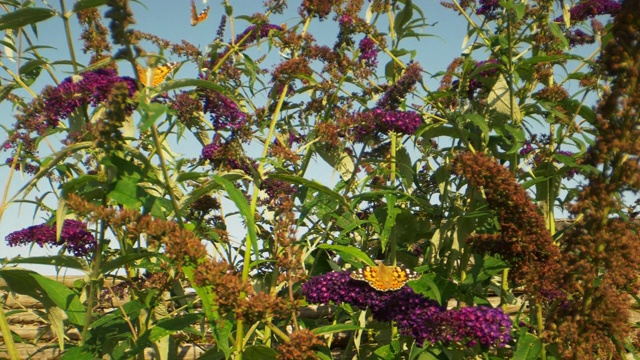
[0,296,19,360]
[234,17,313,357]
[390,132,398,265]
[150,125,184,227]
[535,301,547,360]
[0,61,38,97]
[80,213,107,344]
[59,0,78,73]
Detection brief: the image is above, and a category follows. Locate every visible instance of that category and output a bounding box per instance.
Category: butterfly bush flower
[567,29,595,47]
[235,24,283,45]
[202,92,247,131]
[476,0,500,18]
[358,37,378,68]
[43,69,137,126]
[4,69,137,155]
[302,271,512,348]
[353,108,422,141]
[6,219,96,257]
[466,59,500,99]
[377,62,422,110]
[554,0,621,24]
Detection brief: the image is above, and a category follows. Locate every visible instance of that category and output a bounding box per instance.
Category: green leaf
[312,324,363,335]
[211,316,233,358]
[90,300,144,329]
[138,102,168,132]
[465,114,490,145]
[196,348,226,360]
[269,173,349,208]
[318,244,374,267]
[209,175,259,259]
[73,0,106,12]
[514,332,543,360]
[487,75,522,122]
[373,344,395,360]
[315,145,355,181]
[108,179,142,209]
[101,251,157,273]
[380,194,401,251]
[148,314,202,341]
[243,345,278,360]
[0,8,56,31]
[6,255,89,272]
[60,346,96,360]
[393,0,414,38]
[396,147,414,189]
[0,269,86,328]
[155,78,227,93]
[409,273,441,304]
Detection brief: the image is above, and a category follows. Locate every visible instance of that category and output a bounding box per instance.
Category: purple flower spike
[358,37,378,68]
[353,108,423,141]
[302,271,512,349]
[6,219,96,257]
[41,69,137,127]
[554,0,621,24]
[202,93,247,132]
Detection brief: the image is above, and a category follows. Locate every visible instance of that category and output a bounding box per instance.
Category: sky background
[0,0,592,275]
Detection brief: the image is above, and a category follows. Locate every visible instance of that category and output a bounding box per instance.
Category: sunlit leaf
[0,7,56,31]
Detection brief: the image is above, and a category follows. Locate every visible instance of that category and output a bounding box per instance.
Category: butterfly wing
[136,62,179,87]
[191,1,209,26]
[190,0,197,25]
[350,264,421,292]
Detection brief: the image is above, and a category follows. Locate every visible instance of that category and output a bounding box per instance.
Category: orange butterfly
[135,62,180,87]
[191,0,210,26]
[350,263,421,292]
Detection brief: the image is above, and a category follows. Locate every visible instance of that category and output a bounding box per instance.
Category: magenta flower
[358,37,378,68]
[554,0,621,24]
[6,219,96,257]
[377,62,423,110]
[43,69,137,127]
[476,0,501,18]
[302,271,512,348]
[234,24,283,45]
[202,92,247,132]
[353,108,422,141]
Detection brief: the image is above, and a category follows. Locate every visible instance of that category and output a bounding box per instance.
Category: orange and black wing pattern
[191,0,210,26]
[136,62,179,87]
[350,263,420,292]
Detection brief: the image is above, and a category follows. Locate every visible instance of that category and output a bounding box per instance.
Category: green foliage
[0,0,634,359]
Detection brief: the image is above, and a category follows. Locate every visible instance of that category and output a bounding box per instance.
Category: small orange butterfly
[135,62,179,87]
[350,262,421,292]
[190,0,210,26]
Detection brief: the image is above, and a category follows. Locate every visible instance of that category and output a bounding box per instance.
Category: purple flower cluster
[466,59,500,98]
[202,92,247,132]
[567,29,595,47]
[6,219,96,257]
[42,69,137,127]
[519,142,535,156]
[201,141,221,161]
[358,37,378,68]
[554,0,621,24]
[234,24,283,47]
[339,14,354,27]
[302,271,512,348]
[476,0,501,18]
[261,178,298,199]
[5,157,40,175]
[353,108,422,141]
[435,306,512,347]
[377,62,423,110]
